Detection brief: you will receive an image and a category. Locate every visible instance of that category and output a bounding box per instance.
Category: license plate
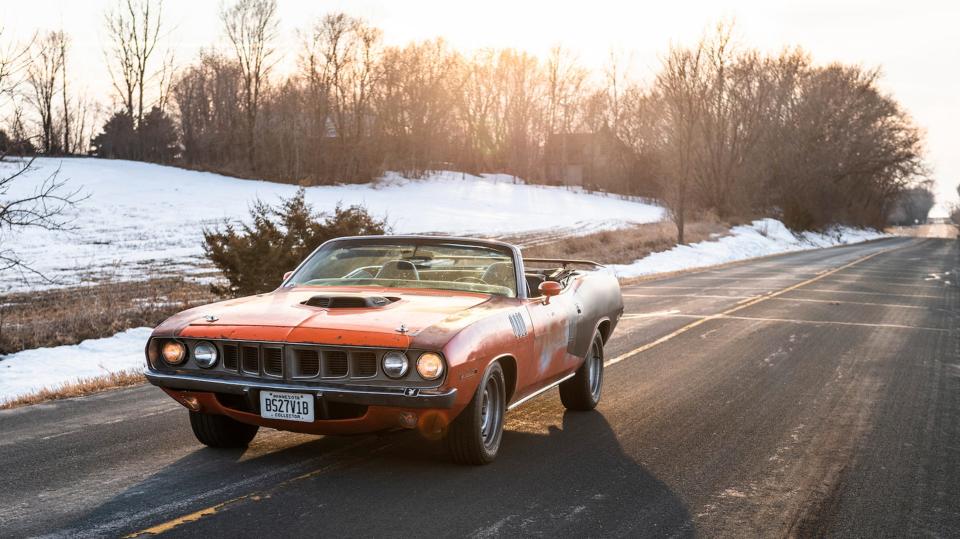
[259,391,315,423]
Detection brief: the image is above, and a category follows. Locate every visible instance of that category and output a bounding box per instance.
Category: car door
[524,283,581,384]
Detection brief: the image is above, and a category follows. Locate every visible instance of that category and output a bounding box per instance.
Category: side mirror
[282,270,293,282]
[538,281,562,302]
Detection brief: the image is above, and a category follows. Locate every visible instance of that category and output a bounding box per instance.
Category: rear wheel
[446,362,505,465]
[189,411,259,448]
[560,333,604,411]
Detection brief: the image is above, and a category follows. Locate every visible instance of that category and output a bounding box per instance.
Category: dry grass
[0,278,218,355]
[520,220,729,265]
[0,277,217,409]
[0,370,146,410]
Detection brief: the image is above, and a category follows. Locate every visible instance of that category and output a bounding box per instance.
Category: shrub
[203,189,388,296]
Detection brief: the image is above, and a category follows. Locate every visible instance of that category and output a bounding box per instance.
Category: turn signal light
[416,353,444,380]
[161,341,187,365]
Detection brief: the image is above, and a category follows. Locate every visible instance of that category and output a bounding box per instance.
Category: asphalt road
[2,237,957,538]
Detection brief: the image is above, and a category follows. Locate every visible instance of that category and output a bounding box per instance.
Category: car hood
[156,286,499,347]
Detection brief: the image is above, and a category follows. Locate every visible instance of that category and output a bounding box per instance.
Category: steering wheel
[455,276,486,284]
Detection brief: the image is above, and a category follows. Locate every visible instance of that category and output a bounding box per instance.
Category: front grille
[241,346,259,373]
[296,349,320,377]
[263,347,283,376]
[324,350,348,377]
[354,351,377,377]
[223,344,239,371]
[180,339,441,387]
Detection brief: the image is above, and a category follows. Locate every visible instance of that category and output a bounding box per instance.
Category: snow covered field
[608,218,888,278]
[0,158,663,294]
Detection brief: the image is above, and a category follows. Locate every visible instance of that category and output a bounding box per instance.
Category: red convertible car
[145,236,623,464]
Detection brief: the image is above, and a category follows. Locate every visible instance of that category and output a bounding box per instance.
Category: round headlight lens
[382,351,409,379]
[416,352,444,380]
[161,341,187,365]
[193,342,218,368]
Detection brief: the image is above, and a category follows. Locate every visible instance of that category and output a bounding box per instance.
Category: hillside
[0,158,663,293]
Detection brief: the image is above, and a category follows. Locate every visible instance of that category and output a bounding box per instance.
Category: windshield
[288,240,518,297]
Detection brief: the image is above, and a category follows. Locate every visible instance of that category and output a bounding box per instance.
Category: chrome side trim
[506,372,576,411]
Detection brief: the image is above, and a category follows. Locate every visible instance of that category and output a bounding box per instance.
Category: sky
[3,0,958,214]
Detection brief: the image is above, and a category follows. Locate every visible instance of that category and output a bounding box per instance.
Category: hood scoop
[301,295,397,309]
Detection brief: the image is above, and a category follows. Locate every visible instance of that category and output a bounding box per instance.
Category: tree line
[0,1,933,238]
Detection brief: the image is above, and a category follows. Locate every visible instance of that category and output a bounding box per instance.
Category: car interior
[339,259,576,298]
[523,264,577,298]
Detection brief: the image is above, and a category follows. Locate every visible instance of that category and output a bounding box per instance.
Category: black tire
[189,411,259,448]
[560,333,604,411]
[446,362,506,465]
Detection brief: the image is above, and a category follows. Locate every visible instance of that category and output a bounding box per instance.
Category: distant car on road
[145,236,623,464]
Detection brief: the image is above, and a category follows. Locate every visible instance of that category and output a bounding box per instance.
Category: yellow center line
[125,437,401,537]
[766,296,938,311]
[792,288,943,299]
[817,279,942,288]
[719,314,949,333]
[623,285,781,293]
[605,246,901,367]
[620,312,947,332]
[623,293,755,300]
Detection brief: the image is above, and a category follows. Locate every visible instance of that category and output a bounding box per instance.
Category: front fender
[439,312,528,411]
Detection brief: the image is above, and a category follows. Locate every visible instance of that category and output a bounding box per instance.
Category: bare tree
[26,31,66,154]
[300,13,382,181]
[376,38,463,176]
[0,28,32,103]
[544,45,587,136]
[221,0,278,170]
[497,49,544,178]
[0,28,33,158]
[0,158,83,280]
[456,49,504,173]
[104,0,165,126]
[656,44,707,243]
[59,32,71,153]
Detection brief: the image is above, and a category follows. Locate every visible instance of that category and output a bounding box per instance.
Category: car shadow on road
[59,406,692,537]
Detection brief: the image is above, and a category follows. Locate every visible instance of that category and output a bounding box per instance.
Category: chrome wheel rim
[588,341,603,400]
[479,377,502,449]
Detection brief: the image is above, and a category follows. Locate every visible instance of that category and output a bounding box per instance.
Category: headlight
[382,351,409,379]
[193,341,218,368]
[416,352,444,380]
[161,341,187,365]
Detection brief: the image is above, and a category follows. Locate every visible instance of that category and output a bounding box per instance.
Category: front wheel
[560,333,604,411]
[446,362,506,465]
[189,411,259,448]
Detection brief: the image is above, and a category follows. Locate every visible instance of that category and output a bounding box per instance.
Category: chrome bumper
[145,371,458,409]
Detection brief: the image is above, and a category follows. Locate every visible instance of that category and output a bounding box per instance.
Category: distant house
[544,127,659,197]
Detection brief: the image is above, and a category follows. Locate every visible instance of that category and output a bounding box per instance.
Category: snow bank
[608,218,888,278]
[0,327,151,404]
